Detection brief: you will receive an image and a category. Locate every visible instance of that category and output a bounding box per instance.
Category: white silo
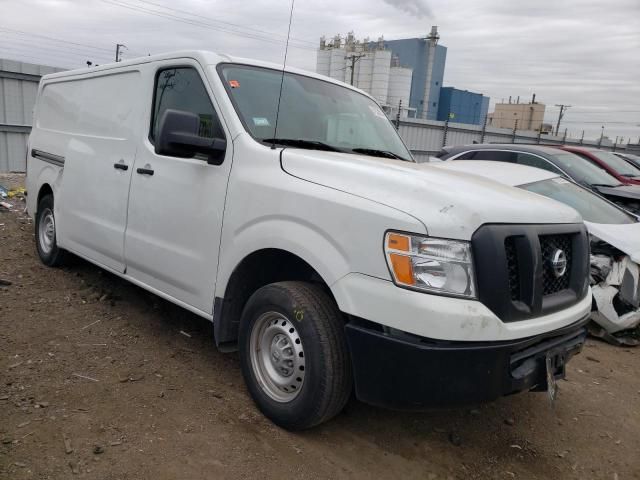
[329,47,346,82]
[387,66,412,113]
[370,49,391,104]
[316,49,331,77]
[355,53,373,92]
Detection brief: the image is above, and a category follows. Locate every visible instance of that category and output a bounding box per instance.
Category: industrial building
[382,27,446,120]
[487,97,546,132]
[437,87,489,125]
[316,34,413,118]
[0,58,64,172]
[316,27,490,125]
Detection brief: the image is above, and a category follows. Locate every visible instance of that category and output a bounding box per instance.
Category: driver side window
[150,67,224,142]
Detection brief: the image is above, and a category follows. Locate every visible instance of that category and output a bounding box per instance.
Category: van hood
[281,149,582,240]
[585,221,640,263]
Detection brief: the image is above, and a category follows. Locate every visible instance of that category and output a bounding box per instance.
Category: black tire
[35,194,67,267]
[239,281,352,430]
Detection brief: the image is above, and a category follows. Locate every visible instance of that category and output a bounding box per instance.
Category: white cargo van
[27,51,592,429]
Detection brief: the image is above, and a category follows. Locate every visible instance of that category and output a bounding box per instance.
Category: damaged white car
[437,161,640,345]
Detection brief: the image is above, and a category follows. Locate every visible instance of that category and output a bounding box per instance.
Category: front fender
[216,214,348,299]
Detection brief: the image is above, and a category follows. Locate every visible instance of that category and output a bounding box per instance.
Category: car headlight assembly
[384,232,477,299]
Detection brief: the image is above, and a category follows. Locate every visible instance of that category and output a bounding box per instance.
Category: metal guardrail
[397,117,636,161]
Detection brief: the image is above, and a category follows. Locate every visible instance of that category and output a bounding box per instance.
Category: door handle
[136,167,154,176]
[113,162,129,171]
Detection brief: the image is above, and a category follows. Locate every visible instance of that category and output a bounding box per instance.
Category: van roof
[39,49,369,97]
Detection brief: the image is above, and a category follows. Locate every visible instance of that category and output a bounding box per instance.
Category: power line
[546,107,640,114]
[132,0,317,46]
[0,45,107,66]
[0,49,86,68]
[98,0,317,51]
[0,35,112,62]
[0,50,77,68]
[0,27,114,53]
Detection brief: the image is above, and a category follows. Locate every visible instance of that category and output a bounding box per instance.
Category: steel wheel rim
[38,208,55,255]
[249,311,306,402]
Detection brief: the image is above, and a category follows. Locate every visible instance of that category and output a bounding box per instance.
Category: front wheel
[239,281,352,430]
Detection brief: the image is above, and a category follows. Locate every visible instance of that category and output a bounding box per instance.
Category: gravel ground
[1,175,639,479]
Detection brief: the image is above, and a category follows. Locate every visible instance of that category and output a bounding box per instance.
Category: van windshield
[218,64,412,161]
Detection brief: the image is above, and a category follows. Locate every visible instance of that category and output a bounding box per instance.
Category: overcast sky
[1,0,639,141]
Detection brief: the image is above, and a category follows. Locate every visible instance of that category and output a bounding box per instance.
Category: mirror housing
[155,109,226,165]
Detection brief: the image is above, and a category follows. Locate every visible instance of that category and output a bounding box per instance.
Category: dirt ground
[1,175,639,480]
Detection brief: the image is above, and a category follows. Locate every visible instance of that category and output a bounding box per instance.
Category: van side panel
[32,71,144,272]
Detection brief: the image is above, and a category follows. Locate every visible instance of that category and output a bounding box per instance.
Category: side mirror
[155,109,226,165]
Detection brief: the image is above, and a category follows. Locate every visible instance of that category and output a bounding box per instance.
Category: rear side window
[515,153,563,174]
[456,150,516,162]
[150,67,224,142]
[455,151,477,160]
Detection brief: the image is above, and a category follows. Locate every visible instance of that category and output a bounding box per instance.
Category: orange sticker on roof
[229,80,240,88]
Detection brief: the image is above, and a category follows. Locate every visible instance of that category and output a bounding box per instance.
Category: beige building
[488,101,546,132]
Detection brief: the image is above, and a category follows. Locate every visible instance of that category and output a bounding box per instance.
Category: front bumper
[345,315,589,410]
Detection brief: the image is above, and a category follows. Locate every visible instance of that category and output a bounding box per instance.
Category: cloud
[0,0,637,141]
[381,0,433,18]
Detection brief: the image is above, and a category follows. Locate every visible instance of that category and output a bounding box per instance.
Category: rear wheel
[35,194,67,267]
[239,281,352,430]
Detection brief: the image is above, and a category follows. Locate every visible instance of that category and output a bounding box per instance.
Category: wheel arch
[213,248,341,351]
[37,183,54,207]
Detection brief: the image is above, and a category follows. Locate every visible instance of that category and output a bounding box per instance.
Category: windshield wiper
[591,183,624,188]
[262,138,344,153]
[351,148,408,161]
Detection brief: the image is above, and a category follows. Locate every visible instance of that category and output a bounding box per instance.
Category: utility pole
[554,104,571,136]
[598,126,605,148]
[480,115,488,144]
[442,116,450,148]
[115,43,127,62]
[345,53,366,86]
[395,100,402,130]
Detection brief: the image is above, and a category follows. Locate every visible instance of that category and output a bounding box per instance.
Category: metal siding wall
[22,80,38,124]
[399,118,631,157]
[0,59,63,172]
[8,132,27,171]
[0,132,6,171]
[4,79,25,124]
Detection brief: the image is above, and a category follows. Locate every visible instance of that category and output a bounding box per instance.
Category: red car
[558,146,640,185]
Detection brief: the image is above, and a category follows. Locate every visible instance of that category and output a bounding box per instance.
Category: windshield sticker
[253,117,271,126]
[229,80,240,88]
[552,177,570,184]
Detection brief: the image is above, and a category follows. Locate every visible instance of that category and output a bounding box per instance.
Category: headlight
[384,232,477,298]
